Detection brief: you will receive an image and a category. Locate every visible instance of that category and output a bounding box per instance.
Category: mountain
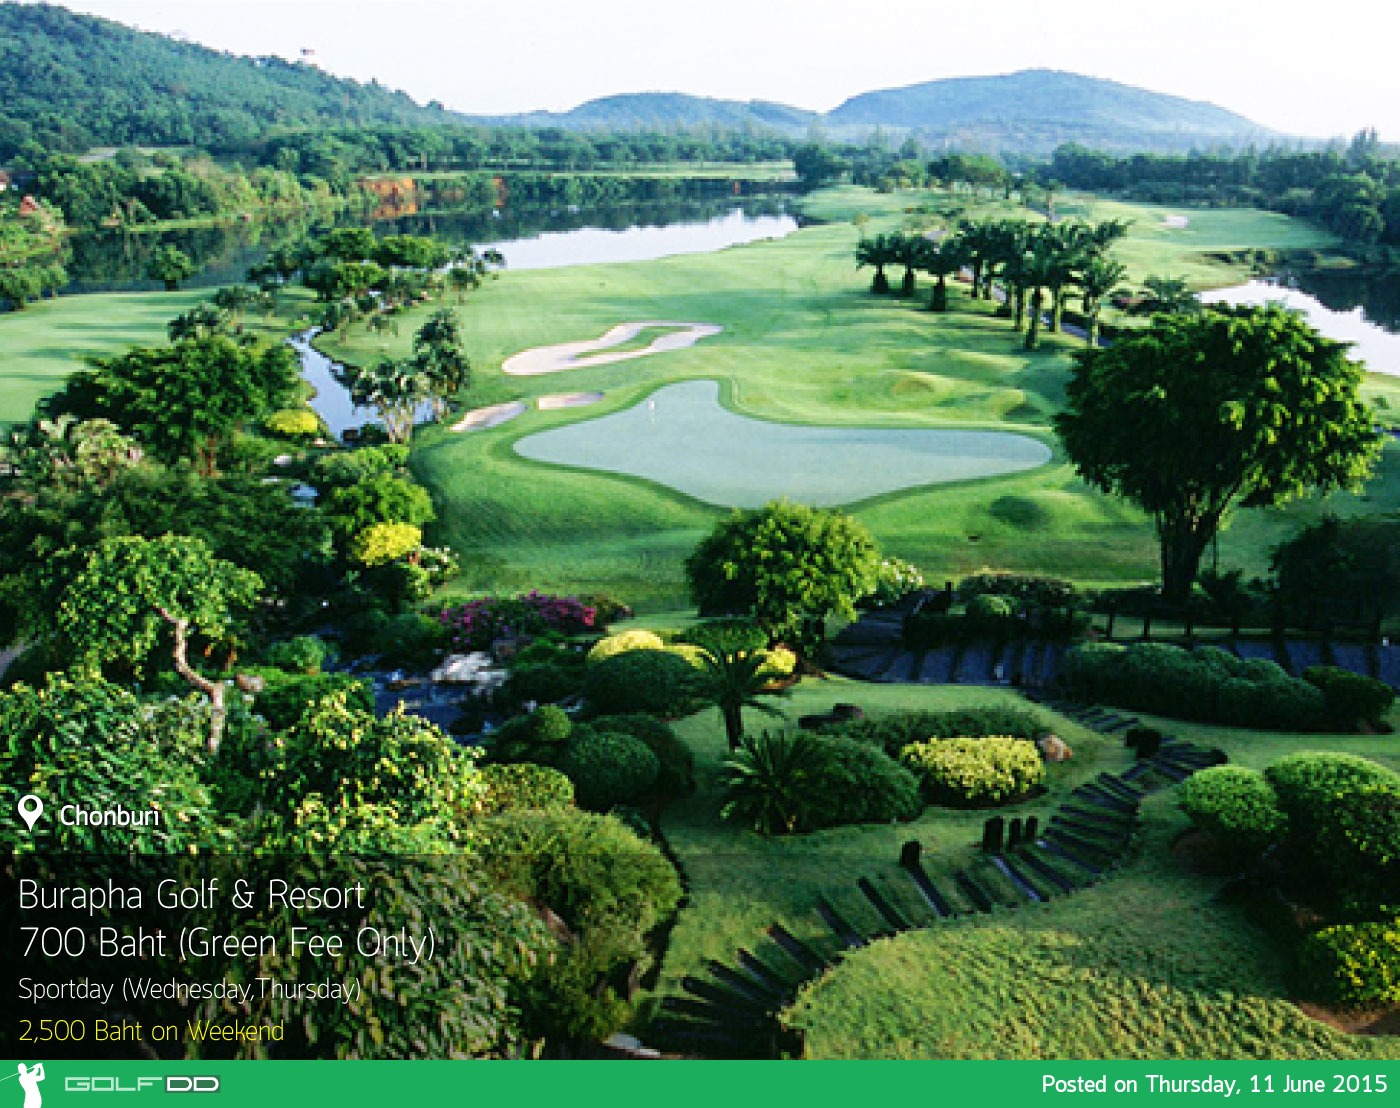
[825,69,1276,152]
[509,93,819,132]
[499,70,1278,154]
[0,2,457,157]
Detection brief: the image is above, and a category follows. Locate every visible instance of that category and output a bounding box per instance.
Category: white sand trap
[502,320,723,377]
[1162,215,1190,229]
[452,401,526,433]
[538,391,604,411]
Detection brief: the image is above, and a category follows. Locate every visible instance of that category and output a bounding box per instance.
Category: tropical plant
[721,730,831,835]
[696,646,788,750]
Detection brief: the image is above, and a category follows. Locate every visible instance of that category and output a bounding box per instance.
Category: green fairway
[0,289,207,425]
[513,378,1052,507]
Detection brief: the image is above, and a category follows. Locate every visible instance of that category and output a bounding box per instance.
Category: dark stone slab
[1018,847,1079,894]
[707,960,787,1005]
[766,924,828,976]
[682,975,774,1016]
[662,995,767,1027]
[917,646,958,684]
[905,862,955,918]
[992,854,1047,902]
[815,895,867,949]
[857,877,913,932]
[953,869,996,912]
[1036,836,1104,876]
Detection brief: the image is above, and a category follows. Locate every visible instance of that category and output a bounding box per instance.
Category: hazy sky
[37,0,1400,140]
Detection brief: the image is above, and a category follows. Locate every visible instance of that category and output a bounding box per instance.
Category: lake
[1205,278,1400,377]
[300,205,795,435]
[514,380,1052,508]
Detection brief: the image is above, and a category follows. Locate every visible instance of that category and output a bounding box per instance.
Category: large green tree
[686,500,882,652]
[1055,305,1381,603]
[56,534,262,753]
[60,334,298,475]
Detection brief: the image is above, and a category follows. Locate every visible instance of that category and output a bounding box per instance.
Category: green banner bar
[0,1061,1393,1107]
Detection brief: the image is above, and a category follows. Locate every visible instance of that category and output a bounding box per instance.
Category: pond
[1205,278,1400,377]
[292,330,434,439]
[476,207,797,271]
[512,380,1052,508]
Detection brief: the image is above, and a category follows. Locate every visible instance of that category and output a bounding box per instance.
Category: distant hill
[826,69,1276,152]
[0,3,1283,159]
[504,93,819,133]
[0,2,456,157]
[484,70,1280,155]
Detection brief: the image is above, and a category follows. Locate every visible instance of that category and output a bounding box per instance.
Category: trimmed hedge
[475,763,575,816]
[677,618,768,655]
[901,737,1045,807]
[488,705,573,763]
[828,707,1047,758]
[1063,641,1327,730]
[1178,766,1288,859]
[957,571,1078,608]
[591,713,695,797]
[555,731,660,810]
[582,648,701,717]
[807,737,923,827]
[1297,920,1400,1010]
[1302,665,1396,729]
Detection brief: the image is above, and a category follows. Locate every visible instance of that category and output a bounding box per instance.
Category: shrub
[586,629,667,663]
[349,522,422,567]
[253,672,373,731]
[488,705,573,763]
[477,807,681,1040]
[555,731,660,810]
[591,713,694,796]
[957,570,1078,608]
[264,407,324,439]
[678,618,768,655]
[867,557,927,607]
[312,444,409,489]
[806,736,922,827]
[721,730,830,835]
[965,593,1018,636]
[582,648,701,717]
[1265,752,1400,835]
[1297,921,1400,1010]
[1062,641,1327,730]
[265,634,332,674]
[1178,766,1288,859]
[501,662,585,707]
[1303,665,1396,729]
[475,762,575,816]
[901,737,1045,807]
[340,608,447,669]
[759,645,799,682]
[828,706,1046,758]
[441,591,597,652]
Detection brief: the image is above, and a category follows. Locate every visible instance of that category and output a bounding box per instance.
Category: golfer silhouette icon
[15,1064,44,1108]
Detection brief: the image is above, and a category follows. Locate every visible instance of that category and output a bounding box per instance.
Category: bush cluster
[474,762,575,817]
[586,629,667,663]
[1301,665,1396,729]
[826,706,1046,758]
[720,730,923,835]
[677,618,769,655]
[582,648,702,718]
[900,737,1045,807]
[440,591,597,653]
[250,671,373,731]
[1063,642,1328,730]
[555,731,660,811]
[591,714,695,796]
[1297,920,1400,1010]
[958,570,1079,608]
[1178,765,1289,860]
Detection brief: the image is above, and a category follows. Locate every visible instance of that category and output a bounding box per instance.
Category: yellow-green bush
[585,629,666,664]
[1297,919,1400,1010]
[264,407,324,439]
[350,522,422,566]
[901,736,1045,807]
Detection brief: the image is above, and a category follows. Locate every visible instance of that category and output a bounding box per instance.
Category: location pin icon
[18,794,43,831]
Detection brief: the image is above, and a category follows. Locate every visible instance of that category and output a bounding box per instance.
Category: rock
[432,652,494,683]
[235,673,266,694]
[1037,734,1072,762]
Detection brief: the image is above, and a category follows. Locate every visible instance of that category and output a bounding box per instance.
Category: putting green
[513,379,1052,508]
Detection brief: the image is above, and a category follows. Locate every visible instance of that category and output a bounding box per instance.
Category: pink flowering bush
[441,591,597,652]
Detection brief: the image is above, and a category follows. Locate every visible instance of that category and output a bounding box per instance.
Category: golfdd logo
[63,1076,219,1094]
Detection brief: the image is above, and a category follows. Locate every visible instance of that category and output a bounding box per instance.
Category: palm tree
[891,233,923,297]
[697,647,786,750]
[720,731,828,835]
[916,238,962,312]
[855,233,897,294]
[1078,256,1128,347]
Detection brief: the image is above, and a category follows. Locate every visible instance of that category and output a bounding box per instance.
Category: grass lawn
[0,289,208,426]
[645,677,1400,1060]
[313,187,1395,611]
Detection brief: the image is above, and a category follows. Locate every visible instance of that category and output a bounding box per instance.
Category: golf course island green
[513,379,1053,508]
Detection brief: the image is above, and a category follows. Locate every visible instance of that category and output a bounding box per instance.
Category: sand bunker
[1161,215,1190,229]
[538,392,604,411]
[452,401,526,433]
[502,321,723,377]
